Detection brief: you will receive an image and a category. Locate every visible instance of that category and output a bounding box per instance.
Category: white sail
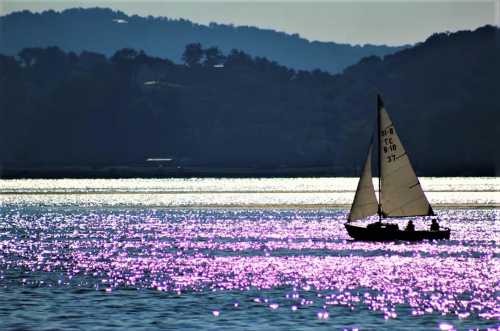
[378,101,434,217]
[348,143,379,222]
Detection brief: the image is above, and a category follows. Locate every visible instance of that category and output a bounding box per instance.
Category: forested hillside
[0,25,499,176]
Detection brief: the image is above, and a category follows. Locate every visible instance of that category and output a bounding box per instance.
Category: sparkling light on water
[0,206,498,329]
[1,177,499,208]
[0,178,498,330]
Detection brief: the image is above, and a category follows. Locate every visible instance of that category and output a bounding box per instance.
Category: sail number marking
[381,127,398,162]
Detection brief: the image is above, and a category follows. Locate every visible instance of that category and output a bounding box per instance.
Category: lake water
[0,177,498,330]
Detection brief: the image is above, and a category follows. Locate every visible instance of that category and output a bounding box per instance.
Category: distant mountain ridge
[0,7,405,73]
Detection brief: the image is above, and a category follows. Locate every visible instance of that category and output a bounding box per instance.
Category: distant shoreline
[0,165,344,179]
[0,166,496,179]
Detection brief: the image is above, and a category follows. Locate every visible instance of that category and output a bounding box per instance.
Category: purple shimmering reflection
[0,208,498,324]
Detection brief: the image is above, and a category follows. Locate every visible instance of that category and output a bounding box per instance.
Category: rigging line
[408,182,421,189]
[395,152,407,160]
[377,94,382,223]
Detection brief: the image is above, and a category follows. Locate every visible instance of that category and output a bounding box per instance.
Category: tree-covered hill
[0,25,499,176]
[0,7,404,74]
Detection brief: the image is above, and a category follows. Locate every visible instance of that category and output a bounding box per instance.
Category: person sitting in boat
[430,219,440,231]
[405,220,415,232]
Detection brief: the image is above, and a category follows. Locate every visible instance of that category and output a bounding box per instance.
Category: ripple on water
[0,207,498,330]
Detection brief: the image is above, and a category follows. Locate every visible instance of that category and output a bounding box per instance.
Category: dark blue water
[0,205,498,330]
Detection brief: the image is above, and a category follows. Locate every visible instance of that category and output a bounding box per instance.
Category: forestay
[348,144,379,221]
[378,106,434,217]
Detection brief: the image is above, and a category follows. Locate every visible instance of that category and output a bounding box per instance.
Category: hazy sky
[1,1,498,45]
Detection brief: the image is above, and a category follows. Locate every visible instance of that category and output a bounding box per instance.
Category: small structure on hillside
[145,158,174,168]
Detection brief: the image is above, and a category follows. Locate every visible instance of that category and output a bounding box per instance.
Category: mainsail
[377,97,434,217]
[348,143,379,222]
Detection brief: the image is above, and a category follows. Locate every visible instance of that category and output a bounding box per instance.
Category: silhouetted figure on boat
[405,220,415,232]
[430,219,440,231]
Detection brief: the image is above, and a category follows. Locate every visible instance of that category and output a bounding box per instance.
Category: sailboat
[344,95,450,241]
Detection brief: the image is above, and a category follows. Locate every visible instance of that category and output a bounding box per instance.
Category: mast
[377,94,382,222]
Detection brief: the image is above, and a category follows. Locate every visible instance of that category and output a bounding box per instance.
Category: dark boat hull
[344,223,450,241]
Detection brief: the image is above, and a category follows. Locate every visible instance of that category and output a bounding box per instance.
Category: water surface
[0,178,498,330]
